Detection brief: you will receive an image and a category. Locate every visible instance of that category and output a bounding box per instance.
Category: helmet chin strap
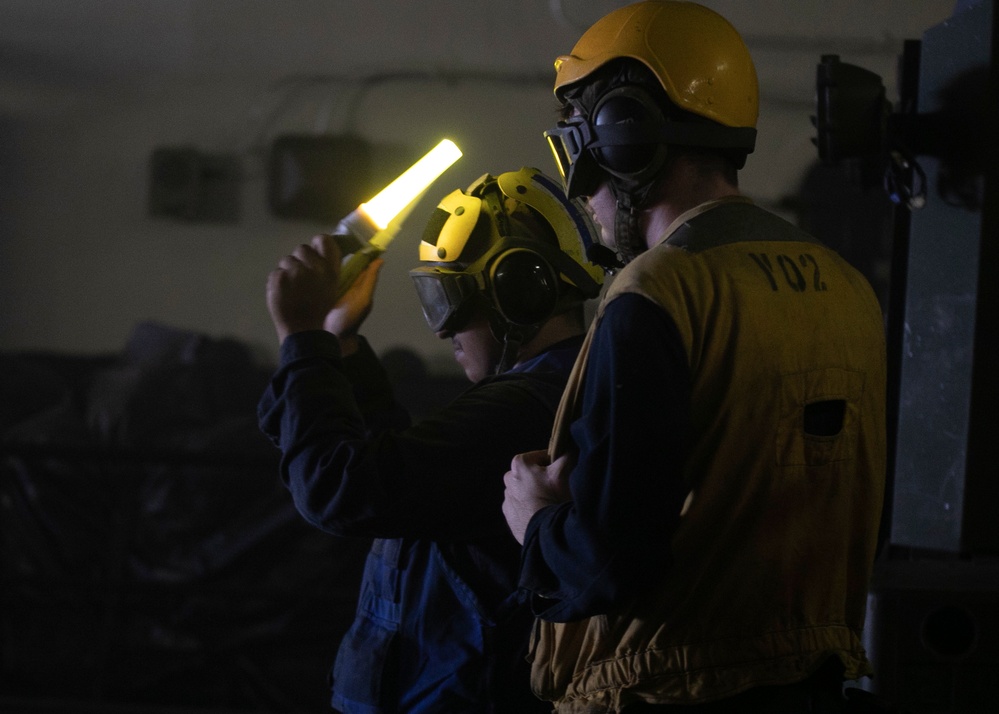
[496,332,522,375]
[609,180,655,264]
[487,310,539,375]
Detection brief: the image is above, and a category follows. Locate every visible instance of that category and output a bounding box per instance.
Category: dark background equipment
[813,1,998,712]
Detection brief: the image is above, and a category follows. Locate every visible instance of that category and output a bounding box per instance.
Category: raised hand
[266,234,343,345]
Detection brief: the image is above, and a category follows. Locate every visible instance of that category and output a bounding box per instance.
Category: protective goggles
[546,113,758,199]
[544,117,605,199]
[409,267,483,333]
[408,184,488,332]
[545,115,683,198]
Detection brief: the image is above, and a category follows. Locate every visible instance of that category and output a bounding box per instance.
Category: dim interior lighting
[358,139,462,231]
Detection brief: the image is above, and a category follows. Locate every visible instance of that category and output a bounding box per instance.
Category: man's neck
[514,312,584,366]
[641,160,741,249]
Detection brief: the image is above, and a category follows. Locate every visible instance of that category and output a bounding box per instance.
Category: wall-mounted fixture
[148,147,240,222]
[266,134,373,223]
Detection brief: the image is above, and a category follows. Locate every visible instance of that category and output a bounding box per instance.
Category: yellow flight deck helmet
[409,167,603,370]
[553,0,759,129]
[544,1,759,202]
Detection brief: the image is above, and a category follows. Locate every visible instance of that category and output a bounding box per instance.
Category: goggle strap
[549,120,757,161]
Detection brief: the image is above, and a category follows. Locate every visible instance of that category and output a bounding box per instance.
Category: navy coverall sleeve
[519,294,693,622]
[257,330,564,542]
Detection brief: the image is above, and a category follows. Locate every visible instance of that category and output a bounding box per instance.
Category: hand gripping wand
[332,139,462,301]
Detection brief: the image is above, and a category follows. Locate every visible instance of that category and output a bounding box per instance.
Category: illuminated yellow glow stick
[359,139,462,231]
[333,139,462,300]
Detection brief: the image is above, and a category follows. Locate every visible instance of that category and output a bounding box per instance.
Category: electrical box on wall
[267,134,373,223]
[148,147,241,222]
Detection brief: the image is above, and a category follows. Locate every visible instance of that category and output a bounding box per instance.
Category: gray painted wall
[0,0,957,369]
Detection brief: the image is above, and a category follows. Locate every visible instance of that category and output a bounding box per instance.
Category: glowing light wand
[332,139,462,301]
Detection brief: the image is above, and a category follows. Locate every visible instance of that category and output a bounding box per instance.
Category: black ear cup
[590,86,670,183]
[490,249,560,326]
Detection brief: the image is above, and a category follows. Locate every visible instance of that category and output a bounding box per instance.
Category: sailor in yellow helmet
[261,167,603,713]
[502,3,888,712]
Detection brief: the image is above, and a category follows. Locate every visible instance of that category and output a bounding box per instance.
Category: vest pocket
[777,368,865,473]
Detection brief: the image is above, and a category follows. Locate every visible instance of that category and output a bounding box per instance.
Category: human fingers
[343,257,384,303]
[310,234,343,270]
[506,451,548,494]
[521,449,552,469]
[546,453,573,502]
[503,458,534,545]
[289,241,324,269]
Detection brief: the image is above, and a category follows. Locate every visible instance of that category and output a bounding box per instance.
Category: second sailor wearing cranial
[410,167,604,379]
[260,166,603,713]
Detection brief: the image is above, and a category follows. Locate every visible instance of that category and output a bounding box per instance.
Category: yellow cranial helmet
[553,0,758,129]
[409,167,604,334]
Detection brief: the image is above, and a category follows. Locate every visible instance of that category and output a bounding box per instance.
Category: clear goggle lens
[409,269,479,332]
